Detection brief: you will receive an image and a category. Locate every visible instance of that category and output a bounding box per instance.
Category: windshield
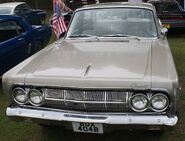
[0,7,12,14]
[66,8,158,38]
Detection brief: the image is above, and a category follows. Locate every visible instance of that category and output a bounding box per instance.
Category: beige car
[2,3,180,134]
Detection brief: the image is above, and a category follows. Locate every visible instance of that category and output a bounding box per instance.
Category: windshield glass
[66,8,158,38]
[0,7,12,14]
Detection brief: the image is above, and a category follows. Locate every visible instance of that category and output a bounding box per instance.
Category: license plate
[163,24,171,29]
[72,122,103,134]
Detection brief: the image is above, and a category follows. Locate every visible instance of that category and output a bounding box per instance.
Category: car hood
[19,40,152,88]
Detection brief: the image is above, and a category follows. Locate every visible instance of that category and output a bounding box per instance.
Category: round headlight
[12,88,27,104]
[28,89,44,106]
[130,94,148,112]
[150,94,169,112]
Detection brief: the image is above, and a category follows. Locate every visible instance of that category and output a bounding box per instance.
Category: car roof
[77,2,155,11]
[0,2,26,15]
[0,2,25,8]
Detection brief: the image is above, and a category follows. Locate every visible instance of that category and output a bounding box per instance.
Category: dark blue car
[0,15,51,76]
[149,0,185,29]
[0,2,47,25]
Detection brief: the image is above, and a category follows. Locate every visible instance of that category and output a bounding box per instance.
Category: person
[52,0,73,38]
[57,0,73,13]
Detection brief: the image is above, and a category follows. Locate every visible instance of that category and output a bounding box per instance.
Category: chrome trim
[126,92,129,104]
[43,88,129,111]
[129,93,149,112]
[20,105,167,115]
[6,107,178,126]
[150,94,169,112]
[84,64,92,77]
[105,91,107,109]
[64,90,67,106]
[45,98,125,104]
[83,91,86,109]
[12,87,28,105]
[28,89,45,107]
[151,88,170,94]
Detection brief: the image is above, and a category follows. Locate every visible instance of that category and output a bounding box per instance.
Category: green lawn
[0,32,185,141]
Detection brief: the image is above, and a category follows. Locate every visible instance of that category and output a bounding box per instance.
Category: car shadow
[40,126,165,141]
[167,29,185,38]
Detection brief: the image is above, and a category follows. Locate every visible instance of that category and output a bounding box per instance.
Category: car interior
[0,20,24,42]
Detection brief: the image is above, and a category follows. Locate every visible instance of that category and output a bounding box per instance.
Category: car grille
[43,88,131,112]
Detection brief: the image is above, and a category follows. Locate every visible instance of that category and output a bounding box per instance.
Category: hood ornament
[83,64,92,77]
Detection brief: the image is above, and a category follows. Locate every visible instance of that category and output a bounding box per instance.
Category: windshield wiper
[68,34,99,40]
[103,34,140,41]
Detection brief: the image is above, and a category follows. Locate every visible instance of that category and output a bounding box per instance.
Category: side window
[14,4,32,14]
[14,5,23,14]
[0,20,24,43]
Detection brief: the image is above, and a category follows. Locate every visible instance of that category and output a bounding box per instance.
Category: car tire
[33,41,43,54]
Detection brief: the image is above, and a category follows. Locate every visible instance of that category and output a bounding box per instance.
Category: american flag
[52,0,67,39]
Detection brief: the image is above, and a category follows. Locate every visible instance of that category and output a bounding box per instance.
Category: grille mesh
[43,89,130,112]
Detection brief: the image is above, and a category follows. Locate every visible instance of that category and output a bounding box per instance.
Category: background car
[66,0,99,10]
[0,15,51,76]
[149,0,185,29]
[0,2,47,25]
[63,0,99,26]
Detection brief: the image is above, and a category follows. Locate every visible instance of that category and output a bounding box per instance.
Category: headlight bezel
[130,93,149,112]
[28,89,45,106]
[12,87,28,105]
[150,93,169,112]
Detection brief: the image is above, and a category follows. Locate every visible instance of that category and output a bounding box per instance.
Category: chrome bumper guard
[6,107,178,126]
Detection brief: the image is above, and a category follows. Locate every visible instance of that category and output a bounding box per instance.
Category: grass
[0,30,185,141]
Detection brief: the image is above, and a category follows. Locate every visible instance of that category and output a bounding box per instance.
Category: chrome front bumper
[6,107,178,126]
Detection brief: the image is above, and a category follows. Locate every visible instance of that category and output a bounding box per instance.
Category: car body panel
[9,40,151,89]
[24,40,151,78]
[6,107,178,126]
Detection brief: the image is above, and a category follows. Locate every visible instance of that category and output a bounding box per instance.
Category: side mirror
[161,27,168,36]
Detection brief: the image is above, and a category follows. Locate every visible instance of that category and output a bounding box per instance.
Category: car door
[14,4,39,25]
[0,20,29,75]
